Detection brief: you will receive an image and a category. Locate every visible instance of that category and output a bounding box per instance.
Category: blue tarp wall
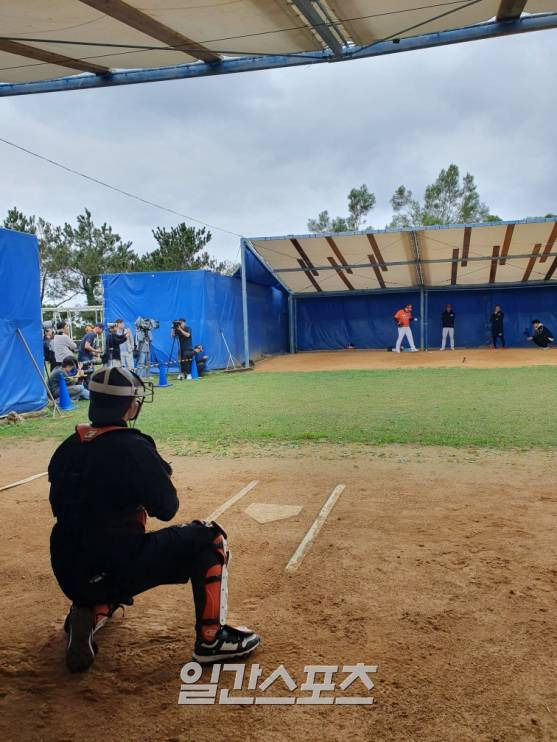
[0,228,47,415]
[102,269,288,368]
[296,285,557,350]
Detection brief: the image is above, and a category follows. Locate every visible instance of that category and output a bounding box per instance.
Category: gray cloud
[1,27,555,265]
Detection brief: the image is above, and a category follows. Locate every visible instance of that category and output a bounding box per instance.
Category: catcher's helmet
[88,367,153,424]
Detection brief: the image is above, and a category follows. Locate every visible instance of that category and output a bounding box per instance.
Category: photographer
[51,321,77,368]
[527,320,554,349]
[48,356,90,402]
[135,318,159,379]
[78,323,103,386]
[172,319,193,380]
[105,320,130,367]
[119,322,135,370]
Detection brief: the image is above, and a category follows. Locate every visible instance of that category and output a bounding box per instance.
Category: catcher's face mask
[89,367,154,424]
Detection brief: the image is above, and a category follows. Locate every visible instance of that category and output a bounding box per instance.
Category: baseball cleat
[63,603,122,636]
[65,605,97,673]
[192,625,261,664]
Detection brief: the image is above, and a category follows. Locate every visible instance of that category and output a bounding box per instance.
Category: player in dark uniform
[527,320,554,348]
[48,366,260,672]
[490,305,505,349]
[440,304,455,350]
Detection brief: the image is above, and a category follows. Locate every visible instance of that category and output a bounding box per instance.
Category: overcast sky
[1,28,556,265]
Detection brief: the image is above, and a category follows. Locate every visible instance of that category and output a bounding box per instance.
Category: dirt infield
[1,441,556,741]
[256,348,557,373]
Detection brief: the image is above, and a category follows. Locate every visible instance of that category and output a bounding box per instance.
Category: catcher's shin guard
[192,520,230,643]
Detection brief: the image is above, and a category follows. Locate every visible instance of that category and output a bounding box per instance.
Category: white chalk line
[0,472,48,493]
[285,484,346,573]
[206,480,259,522]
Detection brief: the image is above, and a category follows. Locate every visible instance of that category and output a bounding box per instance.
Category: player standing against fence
[440,304,455,350]
[490,305,505,349]
[393,303,418,352]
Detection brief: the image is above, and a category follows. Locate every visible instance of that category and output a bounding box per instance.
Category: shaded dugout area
[242,218,557,354]
[295,286,557,350]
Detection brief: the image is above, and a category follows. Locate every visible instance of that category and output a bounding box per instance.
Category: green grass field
[1,367,555,451]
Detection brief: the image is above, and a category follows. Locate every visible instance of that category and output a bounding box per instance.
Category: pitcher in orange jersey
[393,303,419,352]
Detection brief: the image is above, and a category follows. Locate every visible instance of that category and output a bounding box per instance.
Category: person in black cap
[193,344,209,377]
[48,366,260,672]
[440,304,456,350]
[527,320,554,349]
[490,305,505,349]
[105,320,130,367]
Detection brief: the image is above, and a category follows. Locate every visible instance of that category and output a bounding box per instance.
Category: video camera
[171,319,182,330]
[135,317,160,332]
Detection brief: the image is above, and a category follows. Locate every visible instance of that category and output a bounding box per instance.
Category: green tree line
[307,163,554,234]
[2,207,236,305]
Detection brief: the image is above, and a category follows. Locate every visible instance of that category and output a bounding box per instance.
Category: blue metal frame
[1,15,556,97]
[293,280,557,300]
[249,216,557,246]
[240,238,250,368]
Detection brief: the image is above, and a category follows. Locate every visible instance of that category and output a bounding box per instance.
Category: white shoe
[410,348,418,352]
[393,349,400,353]
[186,374,192,380]
[177,373,184,380]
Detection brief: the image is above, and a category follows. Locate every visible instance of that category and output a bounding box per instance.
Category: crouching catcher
[48,366,260,672]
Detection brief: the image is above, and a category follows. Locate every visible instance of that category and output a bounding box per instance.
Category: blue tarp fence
[102,269,288,369]
[0,228,47,415]
[296,285,557,350]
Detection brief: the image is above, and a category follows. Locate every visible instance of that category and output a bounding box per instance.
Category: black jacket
[175,325,193,352]
[49,425,178,600]
[490,311,504,333]
[107,331,128,362]
[535,325,554,341]
[442,310,455,328]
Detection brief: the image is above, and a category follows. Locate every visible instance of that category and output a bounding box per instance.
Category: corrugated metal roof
[247,219,557,294]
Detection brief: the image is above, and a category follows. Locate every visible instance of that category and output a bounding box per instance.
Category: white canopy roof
[247,218,557,294]
[1,1,556,85]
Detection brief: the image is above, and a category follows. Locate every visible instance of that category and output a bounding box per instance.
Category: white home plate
[245,503,303,524]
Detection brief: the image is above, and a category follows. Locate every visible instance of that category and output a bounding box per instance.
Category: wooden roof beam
[0,39,109,75]
[496,1,528,21]
[78,0,221,63]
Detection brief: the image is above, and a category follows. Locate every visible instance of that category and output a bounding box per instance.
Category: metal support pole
[288,294,295,354]
[420,287,425,351]
[293,297,298,353]
[424,288,429,351]
[240,239,250,368]
[16,328,61,416]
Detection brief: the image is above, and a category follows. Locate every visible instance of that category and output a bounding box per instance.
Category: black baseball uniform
[532,324,554,348]
[49,424,221,629]
[490,310,505,348]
